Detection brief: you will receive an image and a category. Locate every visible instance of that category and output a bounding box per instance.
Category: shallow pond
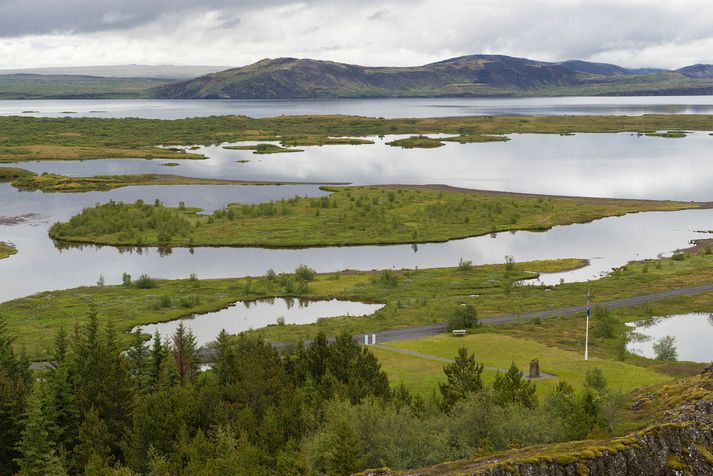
[133,298,384,346]
[626,313,713,363]
[3,96,713,119]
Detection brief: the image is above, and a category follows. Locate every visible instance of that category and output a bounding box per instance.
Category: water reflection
[134,298,384,346]
[8,132,713,200]
[626,313,713,362]
[5,96,713,119]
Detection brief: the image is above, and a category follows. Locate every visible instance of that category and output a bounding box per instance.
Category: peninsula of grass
[47,185,704,247]
[0,242,16,260]
[1,114,712,162]
[2,168,324,193]
[386,135,446,148]
[223,143,304,154]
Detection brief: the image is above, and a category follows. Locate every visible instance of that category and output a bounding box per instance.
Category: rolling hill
[153,54,713,99]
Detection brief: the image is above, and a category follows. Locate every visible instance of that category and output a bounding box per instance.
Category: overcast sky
[0,0,711,69]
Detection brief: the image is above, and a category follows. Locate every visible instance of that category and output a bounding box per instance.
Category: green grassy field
[47,185,702,247]
[377,333,670,396]
[1,114,712,162]
[0,242,16,260]
[0,74,172,99]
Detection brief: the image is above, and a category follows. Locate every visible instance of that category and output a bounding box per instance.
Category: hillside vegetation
[154,55,713,99]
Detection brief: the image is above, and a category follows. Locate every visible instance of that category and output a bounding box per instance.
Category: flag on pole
[586,290,591,318]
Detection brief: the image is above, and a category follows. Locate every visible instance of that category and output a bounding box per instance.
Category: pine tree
[126,327,150,392]
[0,313,31,476]
[147,331,167,390]
[439,346,484,410]
[171,322,198,384]
[492,361,537,408]
[15,380,67,476]
[329,421,364,476]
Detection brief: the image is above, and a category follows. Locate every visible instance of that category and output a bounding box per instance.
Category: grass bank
[0,166,337,193]
[1,114,712,162]
[47,185,703,247]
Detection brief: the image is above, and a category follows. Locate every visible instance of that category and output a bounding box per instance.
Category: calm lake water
[4,96,713,119]
[1,177,711,302]
[7,132,713,200]
[134,298,384,346]
[2,98,713,316]
[626,313,713,363]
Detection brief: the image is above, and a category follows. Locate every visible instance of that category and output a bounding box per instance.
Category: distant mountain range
[0,65,228,80]
[2,55,713,99]
[153,55,713,99]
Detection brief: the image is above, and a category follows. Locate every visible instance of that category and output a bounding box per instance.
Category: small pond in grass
[134,298,384,347]
[626,313,713,363]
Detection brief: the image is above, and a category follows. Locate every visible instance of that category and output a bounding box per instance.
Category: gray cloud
[0,0,283,36]
[0,0,712,69]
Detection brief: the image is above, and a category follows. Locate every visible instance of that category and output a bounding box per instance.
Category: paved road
[353,282,713,345]
[371,344,556,380]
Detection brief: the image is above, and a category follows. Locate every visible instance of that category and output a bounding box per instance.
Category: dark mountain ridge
[154,54,713,99]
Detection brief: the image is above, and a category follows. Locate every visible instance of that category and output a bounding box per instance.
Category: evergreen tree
[439,347,484,410]
[171,322,198,385]
[212,329,234,387]
[126,328,150,392]
[15,380,67,476]
[326,333,390,403]
[329,421,364,476]
[492,362,537,408]
[0,313,31,476]
[147,331,167,390]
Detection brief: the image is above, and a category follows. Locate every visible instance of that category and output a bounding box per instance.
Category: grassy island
[0,242,17,260]
[223,143,304,154]
[0,114,712,162]
[386,135,446,148]
[48,185,704,247]
[0,167,326,193]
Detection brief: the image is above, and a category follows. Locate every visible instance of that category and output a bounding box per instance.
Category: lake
[7,132,713,201]
[626,313,713,363]
[2,99,713,309]
[4,96,713,119]
[133,298,384,346]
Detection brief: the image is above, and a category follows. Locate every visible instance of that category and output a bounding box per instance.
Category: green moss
[556,455,578,465]
[666,454,687,470]
[576,463,590,476]
[695,443,713,465]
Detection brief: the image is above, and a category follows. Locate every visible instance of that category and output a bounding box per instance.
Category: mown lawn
[378,333,670,396]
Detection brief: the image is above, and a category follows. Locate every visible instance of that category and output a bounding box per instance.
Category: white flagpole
[584,289,590,361]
